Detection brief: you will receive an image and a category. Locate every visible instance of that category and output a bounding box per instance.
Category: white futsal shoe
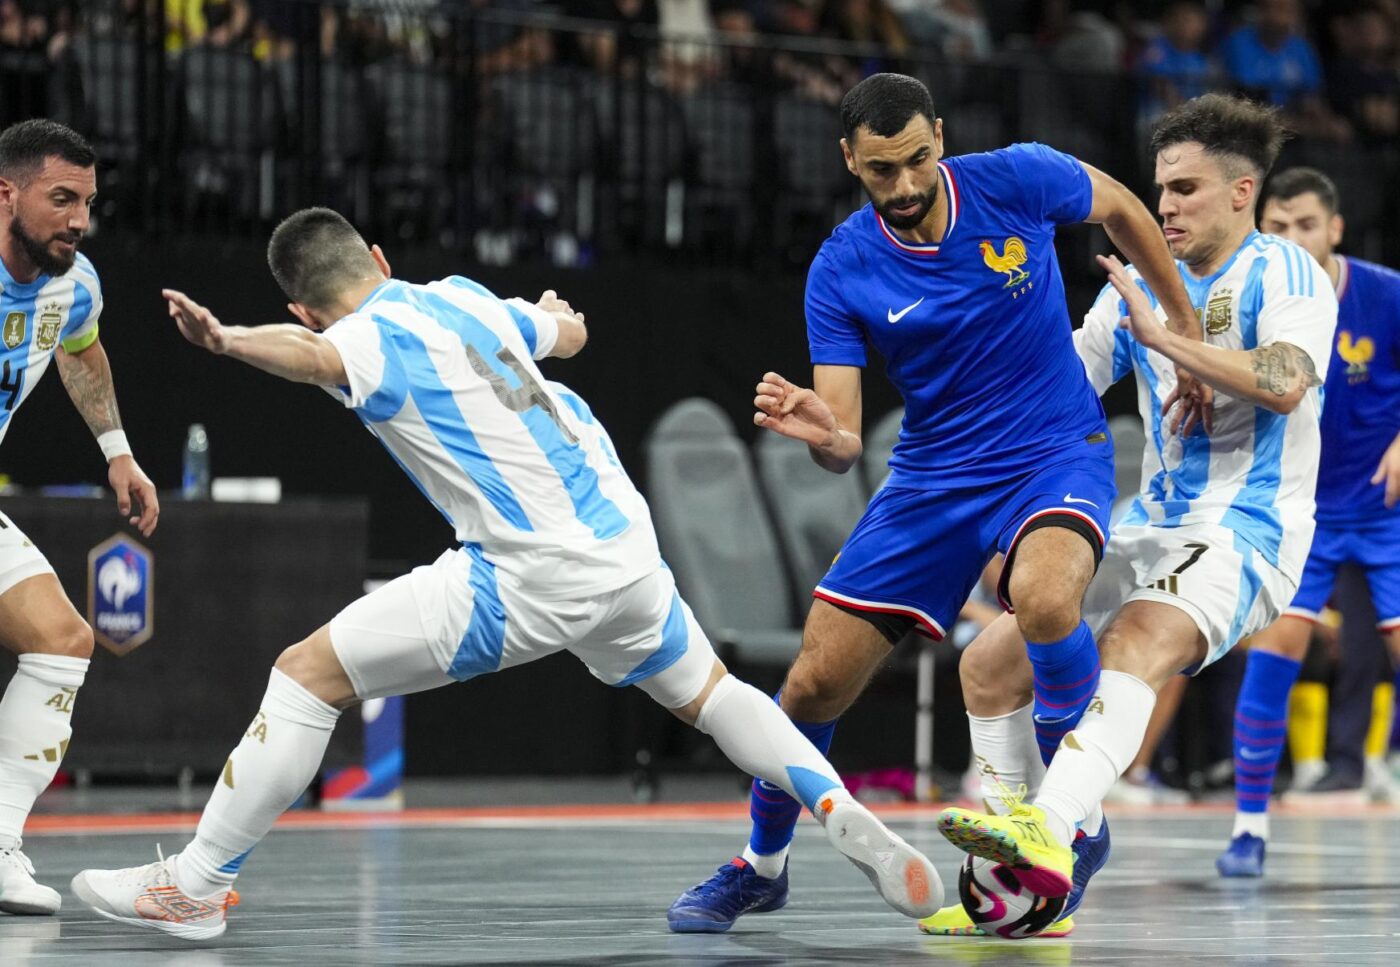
[0,845,60,915]
[72,848,238,941]
[818,796,942,919]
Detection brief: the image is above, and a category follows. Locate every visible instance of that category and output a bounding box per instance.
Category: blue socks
[748,694,837,856]
[1234,649,1302,815]
[1027,621,1101,765]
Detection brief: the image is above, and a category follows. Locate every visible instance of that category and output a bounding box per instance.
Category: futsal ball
[957,854,1067,939]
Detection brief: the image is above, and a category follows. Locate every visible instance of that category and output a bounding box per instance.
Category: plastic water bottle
[182,424,210,499]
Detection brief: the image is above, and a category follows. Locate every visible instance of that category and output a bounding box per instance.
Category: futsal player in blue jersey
[669,72,1207,933]
[0,120,157,915]
[1217,167,1400,876]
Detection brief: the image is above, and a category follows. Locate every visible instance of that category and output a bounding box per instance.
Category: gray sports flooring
[3,791,1398,965]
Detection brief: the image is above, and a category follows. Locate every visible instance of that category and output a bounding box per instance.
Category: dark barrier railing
[1,1,1394,269]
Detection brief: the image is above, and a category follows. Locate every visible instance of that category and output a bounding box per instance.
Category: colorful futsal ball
[957,854,1066,939]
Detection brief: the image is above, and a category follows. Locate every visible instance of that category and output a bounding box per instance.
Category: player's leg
[941,527,1287,901]
[993,449,1114,768]
[73,555,467,940]
[571,569,940,930]
[1217,615,1312,876]
[0,515,93,916]
[720,485,979,887]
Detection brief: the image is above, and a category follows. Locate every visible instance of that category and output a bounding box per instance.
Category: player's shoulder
[1344,255,1400,293]
[815,204,875,271]
[429,274,500,300]
[1251,232,1324,283]
[67,252,101,292]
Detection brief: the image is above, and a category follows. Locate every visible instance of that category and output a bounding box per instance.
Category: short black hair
[1149,93,1286,181]
[840,73,936,143]
[0,119,96,186]
[1261,166,1339,215]
[267,207,380,310]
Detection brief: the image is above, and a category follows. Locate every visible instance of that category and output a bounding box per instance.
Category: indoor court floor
[3,787,1398,966]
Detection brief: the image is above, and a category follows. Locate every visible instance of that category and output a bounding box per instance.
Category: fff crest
[87,534,154,656]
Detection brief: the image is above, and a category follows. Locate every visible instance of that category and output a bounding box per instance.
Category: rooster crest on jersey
[980,237,1029,288]
[87,533,154,655]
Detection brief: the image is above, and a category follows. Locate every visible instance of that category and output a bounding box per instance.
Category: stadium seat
[754,430,866,616]
[677,86,756,253]
[860,407,904,495]
[1108,413,1146,525]
[644,399,802,665]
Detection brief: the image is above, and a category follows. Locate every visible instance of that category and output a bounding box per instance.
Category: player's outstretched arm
[754,367,862,473]
[55,341,160,536]
[164,289,347,386]
[1101,255,1319,414]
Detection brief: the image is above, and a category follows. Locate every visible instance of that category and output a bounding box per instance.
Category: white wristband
[97,430,132,462]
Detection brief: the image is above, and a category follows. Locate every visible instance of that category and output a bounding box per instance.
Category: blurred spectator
[1326,4,1400,144]
[657,0,721,93]
[0,0,46,51]
[1029,0,1126,71]
[819,0,910,73]
[1222,0,1350,140]
[1139,1,1218,116]
[918,0,993,62]
[572,0,656,78]
[466,0,555,75]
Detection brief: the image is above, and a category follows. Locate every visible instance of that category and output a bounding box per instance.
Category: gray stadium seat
[1108,413,1146,525]
[755,431,867,616]
[644,399,801,665]
[860,407,904,495]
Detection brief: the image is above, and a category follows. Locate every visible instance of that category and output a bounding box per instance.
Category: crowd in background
[0,0,1396,132]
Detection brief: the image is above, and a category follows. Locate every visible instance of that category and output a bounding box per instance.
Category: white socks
[967,705,1046,814]
[1035,671,1156,847]
[175,669,340,898]
[0,654,88,848]
[1232,811,1269,840]
[695,674,851,879]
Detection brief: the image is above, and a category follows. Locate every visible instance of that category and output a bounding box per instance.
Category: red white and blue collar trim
[876,161,958,256]
[1335,254,1350,302]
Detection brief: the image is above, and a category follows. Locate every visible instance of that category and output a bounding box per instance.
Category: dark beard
[11,213,79,277]
[875,180,939,231]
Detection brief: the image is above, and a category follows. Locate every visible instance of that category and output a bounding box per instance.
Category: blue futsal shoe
[667,857,788,933]
[1062,817,1111,919]
[1216,833,1266,877]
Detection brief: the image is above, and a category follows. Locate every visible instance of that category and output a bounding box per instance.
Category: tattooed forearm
[56,343,123,437]
[1250,342,1322,398]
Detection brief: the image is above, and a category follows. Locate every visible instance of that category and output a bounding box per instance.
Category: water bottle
[182,423,210,499]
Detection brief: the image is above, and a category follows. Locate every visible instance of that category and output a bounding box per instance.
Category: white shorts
[328,548,717,709]
[1082,520,1296,673]
[0,510,54,597]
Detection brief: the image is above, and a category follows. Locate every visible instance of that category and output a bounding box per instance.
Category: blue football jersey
[806,142,1108,487]
[1314,256,1400,523]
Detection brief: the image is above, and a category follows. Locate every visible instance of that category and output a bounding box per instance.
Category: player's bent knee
[274,633,357,709]
[1011,583,1082,643]
[780,663,856,722]
[37,618,94,660]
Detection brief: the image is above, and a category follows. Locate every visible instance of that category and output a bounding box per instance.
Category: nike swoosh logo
[1239,747,1273,760]
[887,297,924,324]
[1063,493,1098,507]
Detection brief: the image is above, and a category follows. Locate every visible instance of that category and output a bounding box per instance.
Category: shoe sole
[937,814,1072,899]
[0,899,59,916]
[1215,861,1264,879]
[70,873,227,942]
[918,915,1075,938]
[825,802,941,918]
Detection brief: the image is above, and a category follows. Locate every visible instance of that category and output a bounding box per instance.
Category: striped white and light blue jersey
[321,276,660,596]
[0,251,103,445]
[1075,231,1337,584]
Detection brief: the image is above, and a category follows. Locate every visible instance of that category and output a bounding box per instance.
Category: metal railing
[1,1,1392,269]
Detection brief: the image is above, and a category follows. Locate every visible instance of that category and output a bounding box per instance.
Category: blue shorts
[814,444,1115,639]
[1287,516,1400,631]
